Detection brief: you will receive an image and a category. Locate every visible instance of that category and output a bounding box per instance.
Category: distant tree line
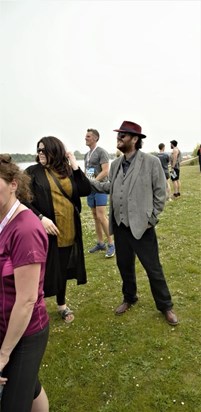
[10,151,117,163]
[8,146,199,164]
[10,153,36,162]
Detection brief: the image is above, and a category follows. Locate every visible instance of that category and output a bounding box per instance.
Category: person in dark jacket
[25,136,91,324]
[197,144,201,172]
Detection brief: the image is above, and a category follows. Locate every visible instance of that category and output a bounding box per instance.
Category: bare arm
[171,148,178,168]
[0,263,41,371]
[95,162,109,181]
[90,159,114,193]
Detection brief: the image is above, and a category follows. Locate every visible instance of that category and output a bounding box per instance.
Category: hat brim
[114,129,146,138]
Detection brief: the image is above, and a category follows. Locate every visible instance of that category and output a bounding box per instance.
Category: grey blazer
[90,150,166,240]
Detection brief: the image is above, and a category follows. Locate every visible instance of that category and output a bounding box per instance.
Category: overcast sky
[0,0,200,155]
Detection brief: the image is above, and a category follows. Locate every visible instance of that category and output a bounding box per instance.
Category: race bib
[86,167,96,180]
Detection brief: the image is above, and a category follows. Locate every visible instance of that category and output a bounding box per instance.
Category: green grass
[40,165,201,412]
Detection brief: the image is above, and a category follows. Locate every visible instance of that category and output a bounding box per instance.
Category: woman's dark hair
[36,136,72,177]
[0,154,33,202]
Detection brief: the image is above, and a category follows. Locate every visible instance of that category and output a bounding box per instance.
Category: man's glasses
[117,133,127,139]
[117,133,136,139]
[37,148,47,154]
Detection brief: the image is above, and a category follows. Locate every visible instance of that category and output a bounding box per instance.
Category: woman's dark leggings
[56,247,72,306]
[0,324,49,412]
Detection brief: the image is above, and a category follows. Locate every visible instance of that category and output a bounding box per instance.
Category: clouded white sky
[1,0,200,155]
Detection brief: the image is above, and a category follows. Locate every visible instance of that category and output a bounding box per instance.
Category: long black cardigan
[25,163,91,297]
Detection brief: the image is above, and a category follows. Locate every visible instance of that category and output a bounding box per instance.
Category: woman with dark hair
[25,136,91,324]
[0,154,49,412]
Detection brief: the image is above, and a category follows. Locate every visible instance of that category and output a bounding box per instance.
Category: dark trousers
[56,246,72,305]
[1,325,49,412]
[113,223,173,312]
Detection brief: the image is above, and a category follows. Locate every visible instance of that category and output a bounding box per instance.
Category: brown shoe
[115,302,132,315]
[164,310,178,326]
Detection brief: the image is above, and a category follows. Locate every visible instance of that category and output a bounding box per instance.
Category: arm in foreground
[151,158,166,222]
[0,263,41,371]
[90,179,110,194]
[90,162,114,193]
[73,168,92,197]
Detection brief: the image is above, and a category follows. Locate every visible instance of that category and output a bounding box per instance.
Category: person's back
[157,143,170,179]
[157,143,171,200]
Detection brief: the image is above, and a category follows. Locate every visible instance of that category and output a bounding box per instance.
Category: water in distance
[18,160,85,170]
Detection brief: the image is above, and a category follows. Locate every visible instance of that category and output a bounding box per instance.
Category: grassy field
[41,165,201,412]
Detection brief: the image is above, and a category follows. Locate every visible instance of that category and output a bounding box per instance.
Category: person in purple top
[0,154,49,412]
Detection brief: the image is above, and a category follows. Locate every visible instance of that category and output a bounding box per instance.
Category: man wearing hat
[170,140,182,197]
[90,121,178,326]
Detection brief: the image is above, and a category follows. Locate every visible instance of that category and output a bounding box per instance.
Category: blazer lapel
[110,157,123,190]
[111,157,123,179]
[125,151,144,190]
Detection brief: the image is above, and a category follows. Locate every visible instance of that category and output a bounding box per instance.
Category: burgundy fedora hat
[114,121,146,138]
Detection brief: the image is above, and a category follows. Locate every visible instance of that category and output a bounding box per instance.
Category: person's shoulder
[140,151,153,159]
[111,157,122,166]
[17,209,39,226]
[156,152,165,159]
[96,147,109,163]
[96,146,109,154]
[16,209,47,238]
[142,151,161,164]
[164,152,169,159]
[12,210,48,255]
[25,163,40,173]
